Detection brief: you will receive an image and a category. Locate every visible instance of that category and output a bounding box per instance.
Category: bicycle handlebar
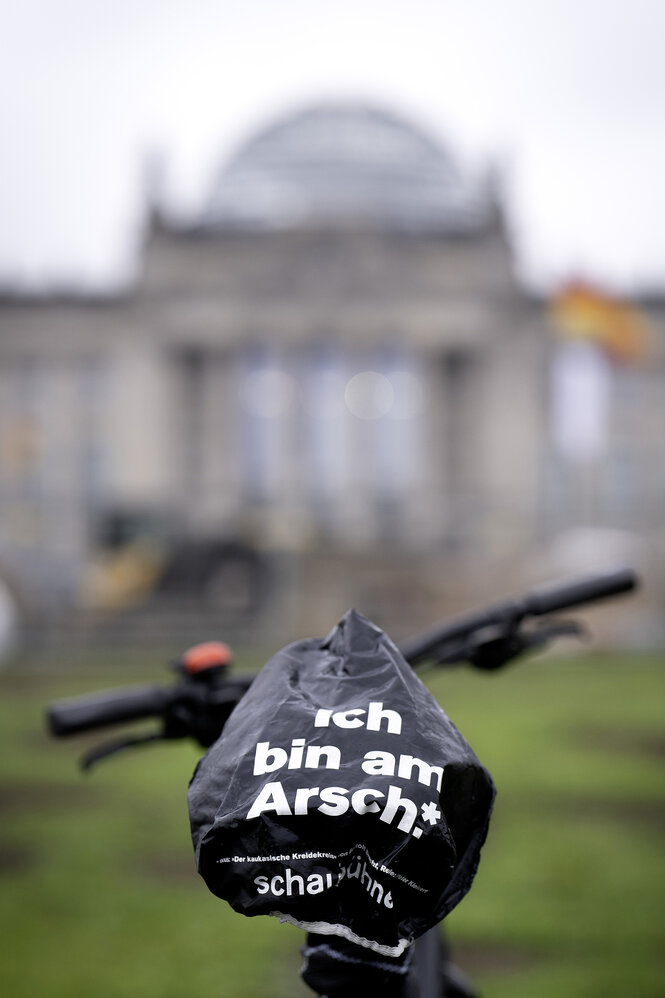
[48,684,173,738]
[45,566,639,763]
[398,567,638,665]
[522,566,637,615]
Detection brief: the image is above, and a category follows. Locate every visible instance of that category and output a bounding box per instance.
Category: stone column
[104,342,176,510]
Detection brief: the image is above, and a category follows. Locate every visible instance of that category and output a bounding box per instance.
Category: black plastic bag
[188,609,495,957]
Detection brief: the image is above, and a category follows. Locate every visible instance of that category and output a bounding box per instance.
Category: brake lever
[435,620,586,670]
[469,620,586,670]
[80,732,164,771]
[520,620,586,649]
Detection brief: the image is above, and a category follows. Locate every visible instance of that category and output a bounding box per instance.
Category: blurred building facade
[0,104,662,651]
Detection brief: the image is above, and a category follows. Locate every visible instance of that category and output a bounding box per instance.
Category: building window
[238,347,295,504]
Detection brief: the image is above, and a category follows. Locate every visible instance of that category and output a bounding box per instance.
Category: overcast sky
[2,0,664,296]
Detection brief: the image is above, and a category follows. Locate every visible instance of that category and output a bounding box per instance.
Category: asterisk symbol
[420,801,441,825]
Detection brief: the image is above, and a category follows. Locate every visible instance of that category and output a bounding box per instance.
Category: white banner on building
[551,341,611,463]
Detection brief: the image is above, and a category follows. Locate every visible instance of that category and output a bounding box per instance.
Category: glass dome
[200,103,489,233]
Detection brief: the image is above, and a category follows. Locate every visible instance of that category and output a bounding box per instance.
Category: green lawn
[1,652,664,997]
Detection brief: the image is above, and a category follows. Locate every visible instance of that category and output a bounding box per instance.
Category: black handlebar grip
[524,567,639,617]
[47,684,171,737]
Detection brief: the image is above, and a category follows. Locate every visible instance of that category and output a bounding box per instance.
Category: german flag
[548,281,652,365]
